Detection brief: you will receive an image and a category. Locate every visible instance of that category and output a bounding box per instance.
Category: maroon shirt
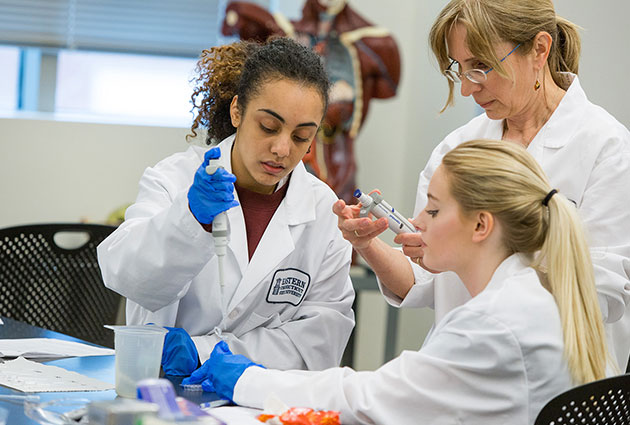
[235,182,289,260]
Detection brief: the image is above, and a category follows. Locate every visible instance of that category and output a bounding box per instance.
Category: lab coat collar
[213,134,250,278]
[529,73,587,149]
[214,134,318,226]
[427,253,535,342]
[479,253,533,297]
[226,164,318,311]
[484,73,587,150]
[215,134,236,173]
[282,161,318,226]
[211,135,318,311]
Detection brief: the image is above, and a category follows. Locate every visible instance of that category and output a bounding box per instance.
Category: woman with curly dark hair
[98,37,355,376]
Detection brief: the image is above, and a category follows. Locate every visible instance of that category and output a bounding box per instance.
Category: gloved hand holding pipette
[187,147,239,225]
[187,146,238,314]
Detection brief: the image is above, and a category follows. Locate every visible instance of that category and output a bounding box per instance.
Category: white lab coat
[379,74,630,371]
[98,135,355,370]
[234,254,573,425]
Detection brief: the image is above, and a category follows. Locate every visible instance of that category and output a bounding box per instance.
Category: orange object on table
[257,407,340,425]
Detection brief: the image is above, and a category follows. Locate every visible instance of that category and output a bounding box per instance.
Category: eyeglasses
[444,43,521,84]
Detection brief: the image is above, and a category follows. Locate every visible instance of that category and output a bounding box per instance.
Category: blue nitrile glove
[181,341,264,401]
[187,147,239,224]
[161,327,200,376]
[181,354,216,394]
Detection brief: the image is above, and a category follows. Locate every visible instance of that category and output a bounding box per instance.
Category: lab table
[0,316,219,425]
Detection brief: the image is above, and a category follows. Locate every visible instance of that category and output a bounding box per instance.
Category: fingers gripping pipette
[205,160,230,307]
[354,189,417,234]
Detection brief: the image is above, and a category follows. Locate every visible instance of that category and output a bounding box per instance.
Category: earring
[306,145,312,154]
[534,80,541,91]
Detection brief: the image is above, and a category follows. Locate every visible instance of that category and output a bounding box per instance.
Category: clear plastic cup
[105,325,168,398]
[0,406,7,425]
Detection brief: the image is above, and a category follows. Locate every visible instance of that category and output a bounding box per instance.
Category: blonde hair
[429,0,581,110]
[441,139,607,384]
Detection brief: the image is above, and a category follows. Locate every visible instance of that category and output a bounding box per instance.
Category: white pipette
[354,189,417,234]
[205,159,230,311]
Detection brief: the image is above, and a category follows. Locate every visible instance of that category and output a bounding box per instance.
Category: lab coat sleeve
[194,238,355,371]
[98,163,215,313]
[233,309,531,425]
[578,144,630,323]
[374,138,444,309]
[376,252,436,308]
[378,132,472,312]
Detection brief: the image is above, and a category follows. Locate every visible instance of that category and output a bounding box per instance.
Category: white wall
[1,0,629,370]
[0,115,191,226]
[553,0,630,128]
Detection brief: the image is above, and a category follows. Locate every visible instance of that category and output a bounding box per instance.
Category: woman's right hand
[188,147,239,225]
[332,199,388,250]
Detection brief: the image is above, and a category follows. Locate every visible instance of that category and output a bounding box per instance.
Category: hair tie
[542,189,558,206]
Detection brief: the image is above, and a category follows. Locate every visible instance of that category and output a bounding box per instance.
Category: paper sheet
[0,338,114,359]
[0,357,114,392]
[208,406,264,425]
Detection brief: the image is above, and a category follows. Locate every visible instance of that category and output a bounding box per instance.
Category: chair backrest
[534,374,630,425]
[0,223,121,348]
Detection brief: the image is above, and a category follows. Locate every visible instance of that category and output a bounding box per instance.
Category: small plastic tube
[180,383,204,392]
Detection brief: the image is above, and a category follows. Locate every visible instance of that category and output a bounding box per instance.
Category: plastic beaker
[0,406,7,425]
[105,325,167,398]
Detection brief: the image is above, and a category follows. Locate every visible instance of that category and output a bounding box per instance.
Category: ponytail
[442,139,607,384]
[548,16,581,87]
[534,193,607,383]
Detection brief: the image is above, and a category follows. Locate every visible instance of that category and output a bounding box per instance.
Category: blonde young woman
[184,139,607,425]
[334,0,630,371]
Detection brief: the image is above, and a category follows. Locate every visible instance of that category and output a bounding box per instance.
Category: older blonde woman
[335,0,630,372]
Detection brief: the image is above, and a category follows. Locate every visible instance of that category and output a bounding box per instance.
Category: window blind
[0,0,271,57]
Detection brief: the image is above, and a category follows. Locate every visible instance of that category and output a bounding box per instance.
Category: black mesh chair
[534,374,630,425]
[0,223,121,348]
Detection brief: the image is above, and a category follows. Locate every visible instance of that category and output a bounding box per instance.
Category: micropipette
[206,158,230,312]
[354,189,417,234]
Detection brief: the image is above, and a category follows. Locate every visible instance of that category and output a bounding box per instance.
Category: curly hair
[188,41,257,144]
[188,37,330,145]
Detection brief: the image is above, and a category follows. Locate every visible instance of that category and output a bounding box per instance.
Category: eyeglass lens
[445,64,486,84]
[444,43,520,84]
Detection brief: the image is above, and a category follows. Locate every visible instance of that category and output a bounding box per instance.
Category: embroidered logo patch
[266,268,311,306]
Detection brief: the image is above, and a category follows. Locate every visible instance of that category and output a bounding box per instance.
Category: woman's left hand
[332,199,388,251]
[395,232,440,274]
[181,341,264,401]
